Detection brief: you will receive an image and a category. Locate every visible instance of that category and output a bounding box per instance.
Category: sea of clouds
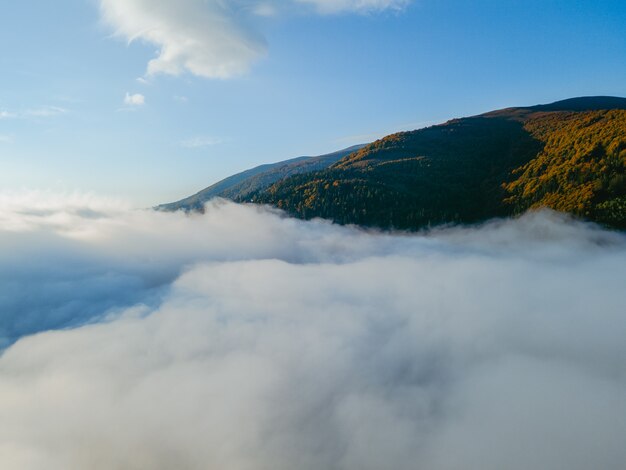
[0,191,624,469]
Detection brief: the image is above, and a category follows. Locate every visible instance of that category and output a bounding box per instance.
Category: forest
[244,106,626,230]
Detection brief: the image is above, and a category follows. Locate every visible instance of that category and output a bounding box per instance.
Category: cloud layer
[99,0,411,79]
[0,193,625,469]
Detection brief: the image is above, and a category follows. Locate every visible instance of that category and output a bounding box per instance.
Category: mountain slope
[250,118,541,227]
[504,109,626,228]
[158,145,365,212]
[247,97,626,229]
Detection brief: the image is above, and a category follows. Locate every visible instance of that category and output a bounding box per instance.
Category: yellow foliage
[504,110,626,216]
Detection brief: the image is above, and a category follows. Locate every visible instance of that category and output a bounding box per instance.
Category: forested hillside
[158,145,364,212]
[243,98,626,229]
[504,110,626,228]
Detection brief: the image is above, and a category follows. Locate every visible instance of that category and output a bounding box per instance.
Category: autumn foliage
[242,99,626,230]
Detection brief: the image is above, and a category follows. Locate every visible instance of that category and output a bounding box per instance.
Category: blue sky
[0,0,624,206]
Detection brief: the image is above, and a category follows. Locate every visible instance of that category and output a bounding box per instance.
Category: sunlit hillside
[242,97,626,229]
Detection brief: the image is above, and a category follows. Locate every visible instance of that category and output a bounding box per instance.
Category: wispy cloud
[0,106,68,120]
[181,136,222,148]
[297,0,411,14]
[25,106,68,118]
[0,134,13,144]
[0,111,17,119]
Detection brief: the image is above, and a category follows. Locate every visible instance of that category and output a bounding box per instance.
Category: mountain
[482,96,626,119]
[162,97,626,230]
[157,145,365,212]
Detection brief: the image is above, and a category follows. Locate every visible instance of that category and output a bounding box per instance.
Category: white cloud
[0,135,13,143]
[24,106,68,118]
[0,193,625,469]
[254,2,278,16]
[0,111,17,119]
[181,136,221,148]
[0,107,67,120]
[124,92,145,106]
[297,0,410,14]
[99,0,412,79]
[100,0,268,79]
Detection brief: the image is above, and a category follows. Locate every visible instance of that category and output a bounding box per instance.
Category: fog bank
[0,192,624,469]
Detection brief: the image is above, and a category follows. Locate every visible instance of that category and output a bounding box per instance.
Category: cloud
[24,106,68,118]
[100,0,268,79]
[0,107,67,120]
[297,0,411,14]
[181,136,221,148]
[0,135,13,144]
[0,193,625,469]
[124,92,145,106]
[0,111,17,119]
[99,0,411,79]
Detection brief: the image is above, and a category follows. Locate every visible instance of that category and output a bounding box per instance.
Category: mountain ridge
[157,145,365,212]
[161,96,626,230]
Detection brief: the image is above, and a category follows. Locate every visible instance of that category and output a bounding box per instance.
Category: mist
[0,191,624,469]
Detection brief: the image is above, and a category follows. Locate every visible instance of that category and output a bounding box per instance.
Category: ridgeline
[161,97,626,230]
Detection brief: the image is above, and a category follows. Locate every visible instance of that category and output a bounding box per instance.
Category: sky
[0,0,625,206]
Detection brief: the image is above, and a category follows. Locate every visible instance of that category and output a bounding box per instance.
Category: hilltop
[157,145,365,212]
[162,97,626,230]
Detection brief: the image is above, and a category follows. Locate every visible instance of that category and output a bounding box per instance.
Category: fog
[0,192,624,469]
